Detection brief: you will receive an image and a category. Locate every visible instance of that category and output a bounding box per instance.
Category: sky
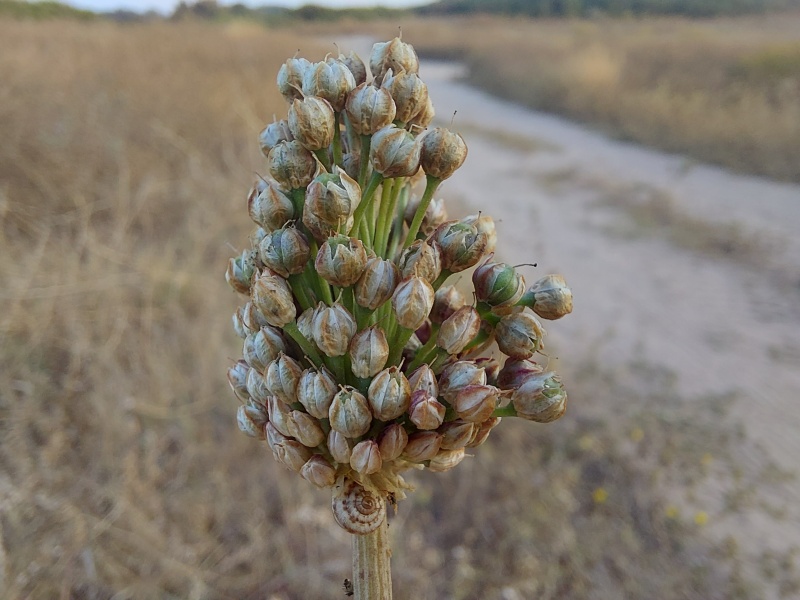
[65,0,423,15]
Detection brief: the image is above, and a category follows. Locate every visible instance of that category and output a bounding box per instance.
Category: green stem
[349,171,383,244]
[290,188,306,221]
[388,326,415,366]
[330,354,347,384]
[403,174,441,249]
[313,148,332,173]
[284,321,324,368]
[407,325,440,371]
[476,301,501,326]
[516,288,536,309]
[431,269,452,291]
[358,134,371,188]
[332,113,343,166]
[288,274,313,311]
[492,405,518,418]
[374,177,395,257]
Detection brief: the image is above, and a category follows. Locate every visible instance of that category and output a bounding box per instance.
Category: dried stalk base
[352,517,392,600]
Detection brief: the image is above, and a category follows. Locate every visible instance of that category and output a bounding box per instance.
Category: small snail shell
[332,477,386,535]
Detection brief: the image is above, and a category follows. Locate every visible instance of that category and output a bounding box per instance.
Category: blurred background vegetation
[1,0,799,598]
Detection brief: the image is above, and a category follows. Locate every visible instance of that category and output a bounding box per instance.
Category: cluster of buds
[226,37,573,534]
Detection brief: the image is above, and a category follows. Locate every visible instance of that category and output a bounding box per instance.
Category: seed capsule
[495,311,544,359]
[466,416,501,448]
[349,326,389,379]
[296,307,315,341]
[381,69,429,124]
[430,286,466,325]
[248,181,295,232]
[245,367,271,404]
[301,455,337,488]
[428,448,466,472]
[289,410,325,448]
[356,257,399,310]
[408,94,435,129]
[407,364,438,397]
[345,82,397,136]
[328,428,353,464]
[267,395,294,438]
[302,57,356,112]
[528,274,573,320]
[398,239,442,282]
[437,306,481,355]
[350,440,383,475]
[243,326,286,372]
[315,235,368,287]
[329,387,372,438]
[473,260,525,309]
[475,356,502,387]
[438,420,475,450]
[368,366,411,421]
[453,384,499,423]
[226,250,256,295]
[237,402,267,439]
[268,140,317,190]
[251,271,297,328]
[277,56,311,102]
[370,37,419,83]
[431,221,489,273]
[305,169,361,225]
[439,360,486,403]
[297,367,338,419]
[370,126,422,179]
[340,50,367,86]
[420,127,468,181]
[265,421,290,451]
[312,302,357,358]
[511,372,567,423]
[377,423,408,461]
[392,276,435,331]
[273,439,313,472]
[402,431,442,462]
[408,390,446,430]
[228,360,250,402]
[461,213,496,256]
[497,358,544,390]
[259,119,293,157]
[265,353,303,405]
[259,226,310,278]
[289,95,336,152]
[232,306,249,339]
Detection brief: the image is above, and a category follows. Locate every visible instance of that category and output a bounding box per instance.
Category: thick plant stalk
[352,518,392,600]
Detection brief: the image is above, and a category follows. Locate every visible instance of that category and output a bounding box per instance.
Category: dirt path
[341,36,800,595]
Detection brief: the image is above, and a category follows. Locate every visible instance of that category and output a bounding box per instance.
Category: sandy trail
[341,36,800,589]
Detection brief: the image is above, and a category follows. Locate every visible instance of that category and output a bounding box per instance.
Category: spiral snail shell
[332,477,386,535]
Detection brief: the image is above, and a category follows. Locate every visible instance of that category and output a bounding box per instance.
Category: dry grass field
[1,18,797,600]
[391,13,800,182]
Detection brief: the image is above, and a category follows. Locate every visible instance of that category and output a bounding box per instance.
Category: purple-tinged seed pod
[368,366,411,421]
[329,387,372,438]
[301,455,337,488]
[466,416,501,448]
[312,302,357,358]
[356,257,399,310]
[497,358,544,390]
[495,311,544,359]
[349,326,389,379]
[402,431,442,463]
[298,367,337,419]
[377,423,408,462]
[392,276,434,331]
[453,384,500,424]
[437,306,481,355]
[350,440,383,475]
[408,390,446,431]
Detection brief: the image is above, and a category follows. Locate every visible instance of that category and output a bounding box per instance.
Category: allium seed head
[420,127,468,181]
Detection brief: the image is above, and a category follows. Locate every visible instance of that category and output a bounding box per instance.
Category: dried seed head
[301,454,337,488]
[437,306,481,355]
[453,384,499,423]
[329,386,372,438]
[302,57,356,112]
[438,420,475,450]
[370,126,422,179]
[289,410,325,448]
[461,213,496,255]
[529,274,573,320]
[340,50,367,86]
[466,416,501,448]
[259,226,310,278]
[248,181,295,232]
[355,257,399,310]
[495,311,545,359]
[232,306,249,339]
[273,438,313,472]
[237,402,267,439]
[259,119,293,157]
[243,301,271,333]
[430,285,466,325]
[267,395,294,438]
[431,221,489,273]
[268,140,317,190]
[407,364,438,397]
[368,366,411,421]
[473,260,525,309]
[251,271,297,328]
[402,431,442,462]
[439,360,486,403]
[305,169,361,224]
[226,250,256,294]
[345,82,396,136]
[243,326,286,372]
[475,356,501,386]
[245,367,270,404]
[312,302,357,357]
[497,358,544,390]
[296,307,315,341]
[315,235,368,287]
[265,421,290,451]
[420,128,468,181]
[370,37,419,83]
[408,390,446,430]
[408,94,435,129]
[277,56,311,103]
[511,372,567,423]
[381,69,429,124]
[403,195,447,236]
[428,448,466,472]
[392,276,435,331]
[377,423,408,461]
[265,353,303,404]
[398,239,442,282]
[289,95,336,152]
[349,326,389,379]
[298,367,338,419]
[350,440,383,475]
[328,428,353,464]
[302,203,341,243]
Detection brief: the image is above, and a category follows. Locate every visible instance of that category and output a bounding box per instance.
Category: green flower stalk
[224,36,574,600]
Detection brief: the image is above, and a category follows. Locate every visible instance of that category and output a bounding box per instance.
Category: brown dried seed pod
[259,119,293,157]
[407,364,438,397]
[332,477,386,535]
[345,82,397,136]
[301,455,337,488]
[315,235,368,288]
[265,353,303,405]
[298,367,338,419]
[368,366,411,421]
[453,384,500,423]
[227,359,251,402]
[289,410,325,448]
[226,250,256,295]
[340,50,367,86]
[356,257,400,310]
[273,439,313,472]
[511,372,567,423]
[428,448,466,472]
[302,58,356,112]
[402,431,442,462]
[497,358,544,390]
[369,37,419,83]
[370,126,422,179]
[377,423,409,462]
[259,226,310,278]
[248,181,295,232]
[289,95,336,152]
[431,221,489,273]
[349,325,389,379]
[305,169,361,224]
[461,213,496,256]
[420,127,468,181]
[277,56,311,103]
[528,274,573,321]
[408,390,446,431]
[466,416,501,448]
[312,302,357,358]
[437,306,481,355]
[381,69,429,124]
[328,428,353,464]
[392,276,434,331]
[438,420,476,451]
[242,326,286,372]
[350,440,383,475]
[236,402,268,439]
[495,311,545,359]
[251,271,297,328]
[429,285,466,325]
[439,360,486,403]
[329,387,372,438]
[245,367,270,405]
[267,140,317,191]
[398,239,442,283]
